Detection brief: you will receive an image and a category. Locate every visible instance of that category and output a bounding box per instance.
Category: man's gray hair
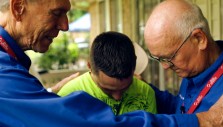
[175,1,212,41]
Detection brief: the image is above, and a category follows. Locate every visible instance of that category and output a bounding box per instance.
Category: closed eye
[50,9,68,17]
[52,10,63,17]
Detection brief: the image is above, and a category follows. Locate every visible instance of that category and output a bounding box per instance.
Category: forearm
[196,95,223,127]
[196,111,223,127]
[196,112,212,127]
[150,84,177,113]
[49,72,80,93]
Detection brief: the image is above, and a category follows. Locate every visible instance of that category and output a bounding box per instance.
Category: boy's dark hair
[90,31,136,79]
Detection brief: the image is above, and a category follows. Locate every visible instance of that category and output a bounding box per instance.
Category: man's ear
[192,28,208,50]
[10,0,25,21]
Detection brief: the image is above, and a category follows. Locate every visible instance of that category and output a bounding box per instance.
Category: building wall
[192,0,222,40]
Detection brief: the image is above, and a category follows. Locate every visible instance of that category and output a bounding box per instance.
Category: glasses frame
[149,31,193,67]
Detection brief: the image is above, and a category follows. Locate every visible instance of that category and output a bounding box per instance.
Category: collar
[0,26,31,70]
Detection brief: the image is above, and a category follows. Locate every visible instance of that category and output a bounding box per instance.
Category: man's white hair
[175,1,212,41]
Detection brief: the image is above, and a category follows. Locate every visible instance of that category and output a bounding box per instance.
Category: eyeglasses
[149,31,193,67]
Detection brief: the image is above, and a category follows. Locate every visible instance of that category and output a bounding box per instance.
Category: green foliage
[68,9,87,23]
[37,33,79,70]
[68,42,79,63]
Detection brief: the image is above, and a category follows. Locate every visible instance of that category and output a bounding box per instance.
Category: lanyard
[0,36,17,60]
[187,63,223,114]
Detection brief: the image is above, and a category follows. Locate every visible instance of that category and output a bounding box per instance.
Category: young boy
[58,31,156,115]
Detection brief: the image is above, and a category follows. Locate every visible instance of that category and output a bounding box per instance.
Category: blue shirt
[153,41,223,125]
[0,26,197,127]
[177,42,223,114]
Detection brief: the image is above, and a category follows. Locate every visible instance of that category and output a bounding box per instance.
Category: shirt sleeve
[0,91,199,127]
[0,64,199,127]
[150,84,178,114]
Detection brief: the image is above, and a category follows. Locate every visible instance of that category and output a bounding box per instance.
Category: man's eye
[52,10,62,16]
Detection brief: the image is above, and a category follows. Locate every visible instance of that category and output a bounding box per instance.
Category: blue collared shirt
[177,42,223,114]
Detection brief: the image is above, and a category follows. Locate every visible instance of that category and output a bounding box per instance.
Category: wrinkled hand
[197,95,223,127]
[50,72,80,93]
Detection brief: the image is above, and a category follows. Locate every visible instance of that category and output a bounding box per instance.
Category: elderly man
[144,0,223,126]
[0,0,222,127]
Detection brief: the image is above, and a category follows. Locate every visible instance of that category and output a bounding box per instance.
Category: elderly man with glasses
[144,0,223,126]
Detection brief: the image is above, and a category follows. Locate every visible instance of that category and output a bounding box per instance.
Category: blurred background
[26,0,223,95]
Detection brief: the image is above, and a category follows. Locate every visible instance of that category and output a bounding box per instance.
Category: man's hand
[197,95,223,127]
[49,72,80,93]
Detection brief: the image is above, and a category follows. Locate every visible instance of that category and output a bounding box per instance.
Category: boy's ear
[87,62,92,70]
[11,0,25,21]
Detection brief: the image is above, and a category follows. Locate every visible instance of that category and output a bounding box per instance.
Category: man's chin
[35,40,52,52]
[33,46,50,53]
[175,71,188,78]
[38,49,48,53]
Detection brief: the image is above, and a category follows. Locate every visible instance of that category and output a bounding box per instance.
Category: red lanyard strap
[0,36,17,60]
[187,63,223,114]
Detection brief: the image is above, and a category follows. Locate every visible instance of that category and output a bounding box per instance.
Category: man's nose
[57,15,69,31]
[160,62,171,69]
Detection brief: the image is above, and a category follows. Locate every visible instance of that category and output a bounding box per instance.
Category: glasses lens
[149,53,174,67]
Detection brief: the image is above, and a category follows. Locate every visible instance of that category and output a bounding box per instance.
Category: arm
[196,95,223,127]
[0,91,199,127]
[0,67,199,127]
[150,84,178,114]
[48,72,79,93]
[2,76,223,127]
